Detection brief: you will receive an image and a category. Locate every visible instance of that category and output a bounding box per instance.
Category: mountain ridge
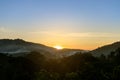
[1,39,120,58]
[0,39,85,58]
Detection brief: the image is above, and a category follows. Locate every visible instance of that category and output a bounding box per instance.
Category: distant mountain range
[0,39,120,58]
[0,39,85,58]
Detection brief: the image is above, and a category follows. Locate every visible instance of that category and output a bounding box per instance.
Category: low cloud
[65,32,120,38]
[0,27,12,33]
[30,31,119,38]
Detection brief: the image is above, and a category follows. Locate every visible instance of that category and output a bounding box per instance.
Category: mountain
[0,39,56,57]
[0,39,85,58]
[1,39,120,58]
[91,41,120,57]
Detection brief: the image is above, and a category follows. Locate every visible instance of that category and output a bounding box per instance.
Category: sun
[54,45,63,50]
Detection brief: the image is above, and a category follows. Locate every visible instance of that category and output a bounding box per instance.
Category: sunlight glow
[54,45,63,50]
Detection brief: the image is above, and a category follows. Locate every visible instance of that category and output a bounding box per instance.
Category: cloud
[30,31,120,38]
[0,27,12,33]
[64,32,120,38]
[0,26,18,37]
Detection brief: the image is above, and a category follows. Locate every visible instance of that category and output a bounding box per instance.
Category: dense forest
[0,48,120,80]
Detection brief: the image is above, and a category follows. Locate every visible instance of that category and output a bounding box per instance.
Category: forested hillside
[1,48,120,80]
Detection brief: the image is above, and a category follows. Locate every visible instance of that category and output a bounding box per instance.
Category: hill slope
[91,41,120,57]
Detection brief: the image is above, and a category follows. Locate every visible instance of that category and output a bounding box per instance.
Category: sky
[0,0,120,50]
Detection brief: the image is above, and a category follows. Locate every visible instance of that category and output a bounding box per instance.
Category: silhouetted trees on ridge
[1,48,120,80]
